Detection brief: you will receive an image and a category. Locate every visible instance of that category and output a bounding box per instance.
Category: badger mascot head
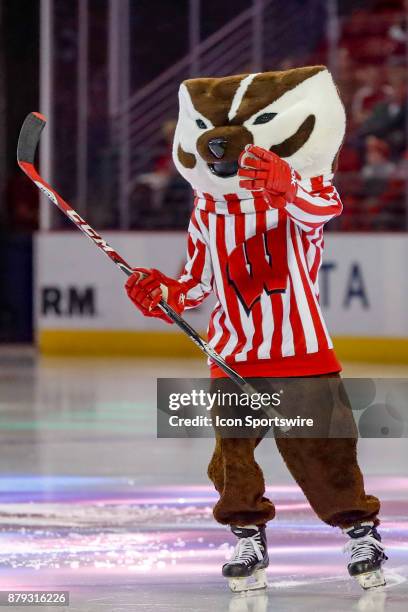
[173,65,345,199]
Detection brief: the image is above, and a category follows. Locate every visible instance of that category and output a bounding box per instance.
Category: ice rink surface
[0,348,407,611]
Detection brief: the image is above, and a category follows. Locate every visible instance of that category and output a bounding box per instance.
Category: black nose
[208,137,227,159]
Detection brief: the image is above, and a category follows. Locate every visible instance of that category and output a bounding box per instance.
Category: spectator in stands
[153,120,177,176]
[137,119,178,195]
[360,136,396,229]
[130,120,191,229]
[335,47,357,111]
[357,69,407,157]
[376,148,408,230]
[362,136,395,197]
[130,120,177,227]
[351,66,391,126]
[387,1,407,62]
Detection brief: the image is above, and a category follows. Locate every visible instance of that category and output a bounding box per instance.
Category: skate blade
[228,568,268,593]
[355,569,386,590]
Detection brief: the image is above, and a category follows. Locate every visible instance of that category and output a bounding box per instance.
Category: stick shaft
[17,112,291,429]
[17,112,258,392]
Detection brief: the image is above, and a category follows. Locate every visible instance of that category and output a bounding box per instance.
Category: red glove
[238,145,299,208]
[125,268,186,324]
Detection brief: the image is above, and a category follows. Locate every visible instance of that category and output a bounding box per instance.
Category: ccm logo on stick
[41,286,96,316]
[67,210,115,253]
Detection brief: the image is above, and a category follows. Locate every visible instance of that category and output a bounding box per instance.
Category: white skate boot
[344,522,388,590]
[223,525,269,593]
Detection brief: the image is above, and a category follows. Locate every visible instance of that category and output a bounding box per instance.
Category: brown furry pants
[207,375,380,529]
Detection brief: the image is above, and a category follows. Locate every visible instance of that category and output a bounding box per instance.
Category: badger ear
[178,83,197,119]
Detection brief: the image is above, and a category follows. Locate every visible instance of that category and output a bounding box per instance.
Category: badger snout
[208,137,227,159]
[197,126,253,178]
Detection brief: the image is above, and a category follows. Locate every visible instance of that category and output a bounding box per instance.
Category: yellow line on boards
[38,330,408,363]
[38,329,202,357]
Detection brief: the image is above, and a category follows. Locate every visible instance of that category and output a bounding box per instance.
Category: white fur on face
[172,84,251,197]
[244,70,346,178]
[172,69,346,198]
[228,73,259,121]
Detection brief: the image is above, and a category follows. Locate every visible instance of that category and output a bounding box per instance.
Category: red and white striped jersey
[179,174,343,378]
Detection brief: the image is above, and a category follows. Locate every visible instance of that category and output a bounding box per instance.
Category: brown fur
[196,126,253,163]
[184,74,247,126]
[177,144,196,169]
[180,66,327,167]
[207,375,380,528]
[275,437,380,527]
[231,66,325,124]
[270,114,315,158]
[184,65,326,127]
[208,437,275,525]
[208,436,380,527]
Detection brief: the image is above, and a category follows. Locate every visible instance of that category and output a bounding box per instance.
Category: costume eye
[196,119,207,129]
[253,112,277,125]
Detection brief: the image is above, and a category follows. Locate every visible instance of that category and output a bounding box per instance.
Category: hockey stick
[17,112,288,428]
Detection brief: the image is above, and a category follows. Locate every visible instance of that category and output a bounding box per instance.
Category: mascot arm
[125,211,213,323]
[238,145,343,231]
[178,212,214,309]
[285,183,343,232]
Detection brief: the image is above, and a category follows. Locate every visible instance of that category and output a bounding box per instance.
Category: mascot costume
[125,66,387,592]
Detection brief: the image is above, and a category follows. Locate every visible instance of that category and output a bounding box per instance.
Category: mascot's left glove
[125,268,186,325]
[238,145,299,208]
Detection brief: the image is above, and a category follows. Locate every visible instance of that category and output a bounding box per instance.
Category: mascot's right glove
[125,268,186,325]
[238,145,299,208]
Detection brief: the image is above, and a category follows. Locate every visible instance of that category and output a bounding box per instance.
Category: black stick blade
[17,112,47,165]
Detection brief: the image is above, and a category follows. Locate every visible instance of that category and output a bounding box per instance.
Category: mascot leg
[208,436,274,592]
[275,435,385,589]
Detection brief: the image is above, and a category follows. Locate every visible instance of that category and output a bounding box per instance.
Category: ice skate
[223,525,269,593]
[229,591,268,612]
[344,522,388,590]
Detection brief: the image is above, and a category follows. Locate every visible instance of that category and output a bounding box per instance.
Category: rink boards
[34,231,408,362]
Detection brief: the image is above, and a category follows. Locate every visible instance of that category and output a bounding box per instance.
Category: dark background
[0,0,407,342]
[0,1,38,342]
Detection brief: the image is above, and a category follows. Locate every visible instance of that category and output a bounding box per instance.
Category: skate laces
[231,532,264,566]
[344,534,385,563]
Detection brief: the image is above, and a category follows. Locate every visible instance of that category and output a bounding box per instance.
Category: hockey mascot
[125,66,387,592]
